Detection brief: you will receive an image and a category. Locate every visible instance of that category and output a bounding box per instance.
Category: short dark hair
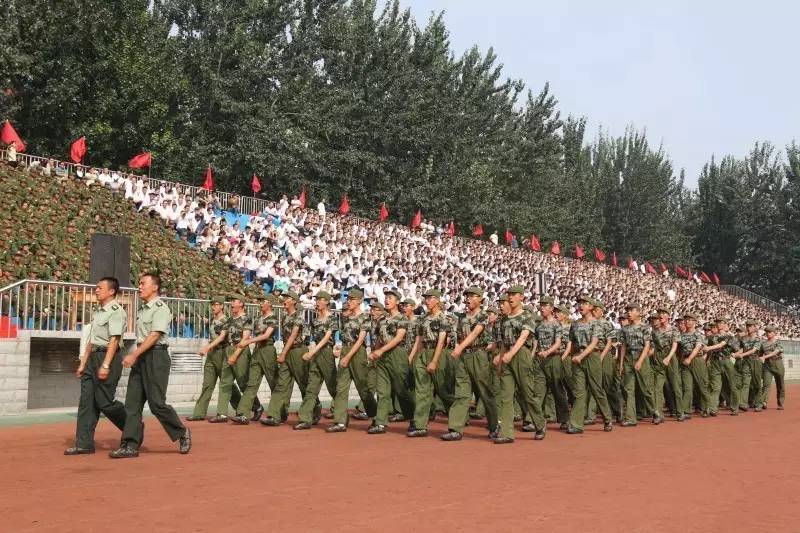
[99,276,120,297]
[140,272,162,293]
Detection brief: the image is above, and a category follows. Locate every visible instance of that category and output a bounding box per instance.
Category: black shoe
[583,418,596,425]
[251,405,264,422]
[260,417,280,426]
[64,447,95,455]
[185,415,206,422]
[709,410,718,417]
[621,421,637,427]
[559,422,569,430]
[441,431,462,441]
[653,416,664,425]
[326,423,347,433]
[179,428,192,454]
[488,429,499,439]
[294,422,312,430]
[352,411,370,420]
[109,446,139,459]
[701,410,709,418]
[367,424,387,434]
[603,422,613,432]
[388,413,406,422]
[534,428,546,441]
[566,426,584,434]
[521,423,536,432]
[406,429,428,438]
[208,415,228,423]
[231,415,250,425]
[492,436,515,444]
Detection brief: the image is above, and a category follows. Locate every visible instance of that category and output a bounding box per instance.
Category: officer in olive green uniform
[367,289,415,434]
[295,291,339,429]
[66,277,128,455]
[327,289,377,432]
[408,289,456,437]
[493,285,546,443]
[261,291,309,426]
[187,297,239,421]
[704,318,739,416]
[442,286,497,441]
[734,319,762,411]
[231,295,283,424]
[535,296,569,429]
[759,326,785,410]
[619,303,661,425]
[677,313,709,418]
[651,306,684,419]
[212,296,261,422]
[567,296,613,434]
[111,274,190,458]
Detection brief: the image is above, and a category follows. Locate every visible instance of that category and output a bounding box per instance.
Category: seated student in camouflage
[231,295,284,424]
[759,325,785,410]
[677,313,710,418]
[534,296,569,430]
[441,286,498,441]
[408,289,457,438]
[618,303,661,425]
[294,291,339,430]
[327,289,377,432]
[186,296,241,421]
[732,319,762,411]
[210,296,261,422]
[703,318,740,416]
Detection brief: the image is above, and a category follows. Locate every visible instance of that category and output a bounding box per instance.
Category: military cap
[675,316,684,323]
[463,286,484,298]
[506,284,525,294]
[576,295,591,304]
[211,296,225,305]
[347,288,364,300]
[498,294,509,303]
[401,298,416,306]
[487,307,499,314]
[423,288,442,298]
[593,299,606,310]
[539,295,554,305]
[315,290,332,301]
[764,325,776,333]
[384,288,402,300]
[648,313,659,321]
[715,317,728,324]
[283,290,299,301]
[745,319,757,326]
[655,305,671,314]
[683,312,697,321]
[370,301,385,310]
[556,304,570,315]
[232,294,247,303]
[263,294,278,305]
[625,302,641,310]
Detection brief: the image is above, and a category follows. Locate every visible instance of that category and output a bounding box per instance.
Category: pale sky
[392,0,799,186]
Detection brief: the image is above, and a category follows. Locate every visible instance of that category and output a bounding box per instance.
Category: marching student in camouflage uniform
[677,313,709,418]
[567,296,613,434]
[295,291,338,429]
[408,289,456,437]
[388,297,418,423]
[442,286,497,441]
[367,290,415,434]
[535,296,569,430]
[474,305,500,421]
[651,306,684,419]
[492,285,546,443]
[556,304,575,403]
[618,303,662,425]
[586,299,622,425]
[261,291,307,426]
[327,289,377,432]
[704,318,739,416]
[187,296,238,421]
[759,326,785,410]
[231,295,283,424]
[733,319,762,411]
[211,296,261,422]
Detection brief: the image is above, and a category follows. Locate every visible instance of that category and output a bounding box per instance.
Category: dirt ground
[1,386,798,533]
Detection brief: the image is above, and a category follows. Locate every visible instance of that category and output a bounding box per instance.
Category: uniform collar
[101,299,118,312]
[143,297,161,308]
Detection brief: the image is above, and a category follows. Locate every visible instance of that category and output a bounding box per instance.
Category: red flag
[339,195,350,215]
[410,209,422,229]
[712,272,721,286]
[645,261,657,274]
[472,224,484,237]
[298,187,307,209]
[504,229,513,245]
[676,265,687,277]
[128,151,151,169]
[70,136,87,163]
[1,120,25,152]
[447,220,455,237]
[594,247,606,262]
[251,174,262,195]
[611,252,618,267]
[700,271,712,284]
[531,234,542,252]
[627,257,635,270]
[379,202,389,222]
[575,243,585,259]
[201,164,214,191]
[660,263,668,273]
[551,241,561,255]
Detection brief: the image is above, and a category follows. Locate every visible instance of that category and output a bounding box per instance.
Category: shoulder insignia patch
[155,301,163,307]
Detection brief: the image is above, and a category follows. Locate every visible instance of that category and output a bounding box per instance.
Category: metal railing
[722,285,791,316]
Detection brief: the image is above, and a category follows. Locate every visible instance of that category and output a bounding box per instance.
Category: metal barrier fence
[722,285,791,316]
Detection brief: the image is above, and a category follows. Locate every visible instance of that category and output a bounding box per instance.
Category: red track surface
[1,386,798,533]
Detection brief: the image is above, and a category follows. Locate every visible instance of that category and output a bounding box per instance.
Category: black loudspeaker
[535,272,548,296]
[90,233,131,287]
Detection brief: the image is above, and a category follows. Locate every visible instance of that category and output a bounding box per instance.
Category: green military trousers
[708,356,738,414]
[297,347,337,424]
[374,347,415,427]
[236,343,284,418]
[412,348,456,430]
[331,345,377,425]
[120,347,186,449]
[497,347,546,439]
[217,346,261,417]
[76,349,127,449]
[265,346,310,420]
[760,357,785,408]
[587,352,622,421]
[540,354,569,425]
[448,349,498,433]
[651,351,683,416]
[748,358,764,408]
[569,352,612,430]
[621,355,658,423]
[191,346,239,418]
[680,357,710,414]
